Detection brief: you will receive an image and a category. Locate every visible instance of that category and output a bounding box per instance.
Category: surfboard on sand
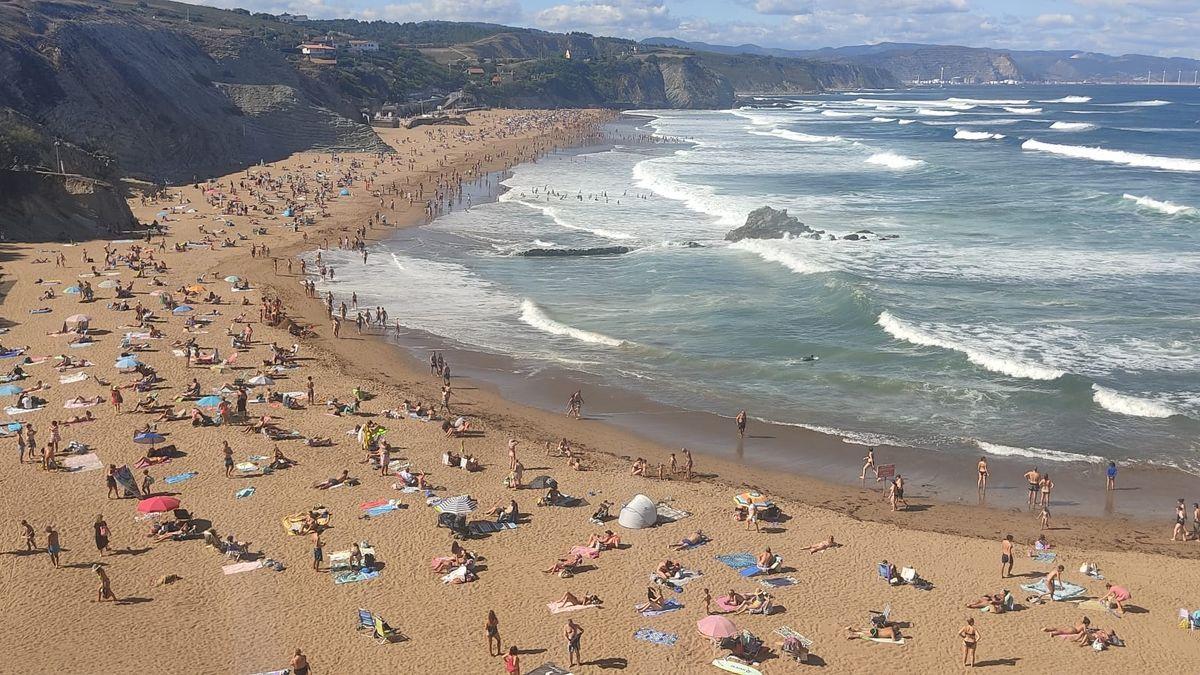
[712,658,762,675]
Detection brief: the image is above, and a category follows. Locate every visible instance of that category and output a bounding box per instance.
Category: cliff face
[857,46,1020,82]
[698,54,897,93]
[658,56,735,108]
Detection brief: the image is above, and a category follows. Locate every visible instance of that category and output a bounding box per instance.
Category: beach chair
[372,615,404,644]
[877,561,895,582]
[355,608,374,632]
[870,603,893,627]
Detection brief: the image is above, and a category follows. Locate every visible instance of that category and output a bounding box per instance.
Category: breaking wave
[519,300,625,347]
[1049,121,1096,131]
[865,152,925,170]
[953,129,1005,140]
[730,238,830,275]
[1122,193,1195,215]
[976,441,1104,464]
[1040,96,1092,103]
[1092,384,1176,418]
[877,311,1066,381]
[1022,139,1200,172]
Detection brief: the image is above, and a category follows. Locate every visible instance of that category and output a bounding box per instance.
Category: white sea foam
[1004,107,1043,114]
[953,129,1005,140]
[631,154,745,225]
[519,299,625,347]
[870,117,897,122]
[1022,139,1200,172]
[897,119,916,125]
[865,152,925,170]
[948,97,1030,105]
[752,128,843,143]
[877,311,1066,381]
[1102,99,1170,107]
[730,238,830,275]
[875,105,901,112]
[976,441,1104,464]
[1121,193,1195,215]
[1091,384,1176,418]
[505,197,634,240]
[1049,121,1096,131]
[821,110,859,117]
[532,238,558,247]
[1040,95,1092,103]
[918,109,959,117]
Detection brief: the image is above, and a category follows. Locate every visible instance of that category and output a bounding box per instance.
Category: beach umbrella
[339,188,350,196]
[6,422,21,432]
[224,275,240,283]
[64,286,81,294]
[431,495,477,515]
[65,314,91,324]
[156,211,168,218]
[172,305,194,315]
[137,495,180,514]
[733,491,773,509]
[0,384,22,396]
[148,290,167,297]
[115,356,141,370]
[133,431,166,445]
[98,279,120,289]
[197,395,223,408]
[247,375,274,386]
[697,615,738,640]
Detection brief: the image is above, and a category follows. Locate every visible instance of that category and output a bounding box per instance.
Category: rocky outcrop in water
[725,207,816,241]
[519,246,631,257]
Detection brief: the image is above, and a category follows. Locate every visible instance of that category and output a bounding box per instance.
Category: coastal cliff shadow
[974,658,1020,667]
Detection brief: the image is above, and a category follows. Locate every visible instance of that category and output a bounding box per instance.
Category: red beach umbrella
[697,615,738,639]
[137,495,180,513]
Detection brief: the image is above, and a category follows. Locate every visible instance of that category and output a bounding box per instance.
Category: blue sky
[206,0,1200,58]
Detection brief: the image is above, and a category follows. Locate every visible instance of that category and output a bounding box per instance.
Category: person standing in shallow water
[735,410,747,437]
[1106,461,1117,491]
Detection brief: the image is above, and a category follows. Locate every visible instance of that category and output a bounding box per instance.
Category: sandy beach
[2,108,1199,675]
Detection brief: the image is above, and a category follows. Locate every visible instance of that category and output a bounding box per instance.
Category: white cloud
[1034,13,1076,28]
[377,0,521,22]
[535,0,676,33]
[752,0,812,15]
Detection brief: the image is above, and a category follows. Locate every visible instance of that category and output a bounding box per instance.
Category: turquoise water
[318,85,1200,473]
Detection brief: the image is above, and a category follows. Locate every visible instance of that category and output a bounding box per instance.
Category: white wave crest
[949,97,1030,105]
[953,129,1005,140]
[631,155,744,226]
[505,196,634,240]
[752,128,843,143]
[1091,384,1176,418]
[821,110,858,117]
[1122,193,1195,215]
[897,119,916,125]
[871,117,897,122]
[865,152,925,170]
[1022,139,1200,172]
[1049,121,1096,131]
[918,109,959,117]
[976,441,1104,464]
[1004,107,1043,114]
[1040,96,1092,103]
[877,311,1066,381]
[519,300,625,347]
[730,238,830,275]
[1102,99,1170,107]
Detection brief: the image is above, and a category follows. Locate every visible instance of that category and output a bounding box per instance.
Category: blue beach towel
[235,487,255,499]
[164,472,198,485]
[1021,579,1086,601]
[760,576,797,588]
[333,569,380,585]
[1032,551,1057,563]
[365,503,401,518]
[633,628,678,647]
[716,553,757,570]
[639,599,683,617]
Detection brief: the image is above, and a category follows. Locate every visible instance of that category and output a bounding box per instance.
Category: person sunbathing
[655,559,682,581]
[586,530,621,551]
[966,592,1009,613]
[808,535,839,553]
[721,589,749,612]
[636,586,667,613]
[271,446,296,469]
[1042,617,1090,637]
[67,395,103,406]
[669,531,708,550]
[154,408,188,422]
[1075,627,1117,648]
[63,410,96,425]
[191,408,214,426]
[544,553,582,575]
[558,591,602,608]
[1029,534,1052,556]
[313,470,352,489]
[754,548,777,573]
[735,590,773,615]
[846,624,901,641]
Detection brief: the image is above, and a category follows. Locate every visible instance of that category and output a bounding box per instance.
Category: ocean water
[315,85,1200,474]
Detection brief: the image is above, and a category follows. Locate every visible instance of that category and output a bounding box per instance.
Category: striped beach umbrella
[431,495,477,515]
[247,375,274,386]
[64,286,81,294]
[133,431,166,445]
[733,491,773,509]
[172,305,194,314]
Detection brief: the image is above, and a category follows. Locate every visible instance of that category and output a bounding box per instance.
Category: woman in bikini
[977,457,989,490]
[959,618,979,667]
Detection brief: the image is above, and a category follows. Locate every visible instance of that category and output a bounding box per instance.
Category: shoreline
[264,116,1194,558]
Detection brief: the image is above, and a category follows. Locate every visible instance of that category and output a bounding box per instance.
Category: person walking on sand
[94,564,115,602]
[977,457,989,491]
[1024,467,1040,507]
[45,526,61,568]
[94,515,111,556]
[110,387,122,414]
[1039,504,1051,530]
[508,438,519,471]
[504,645,520,675]
[735,410,747,437]
[311,532,323,572]
[1039,473,1053,507]
[860,447,875,485]
[19,519,36,552]
[1173,498,1188,541]
[1106,461,1117,491]
[959,617,979,667]
[222,441,234,478]
[290,649,309,675]
[564,619,583,668]
[306,376,315,404]
[485,610,501,657]
[683,448,693,480]
[1000,534,1014,578]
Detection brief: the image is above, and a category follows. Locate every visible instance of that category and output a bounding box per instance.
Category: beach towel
[59,372,88,384]
[655,502,691,523]
[527,664,574,675]
[639,599,683,617]
[0,349,23,358]
[164,472,198,485]
[235,487,256,499]
[468,521,517,535]
[441,565,469,584]
[4,406,43,415]
[63,398,100,409]
[62,452,103,473]
[651,568,702,591]
[333,569,380,585]
[571,546,601,560]
[235,462,260,473]
[1033,551,1058,563]
[68,342,93,349]
[633,628,678,647]
[360,499,391,510]
[716,553,757,571]
[548,601,601,614]
[865,637,906,645]
[365,502,402,518]
[715,595,741,612]
[1022,579,1086,601]
[222,561,263,575]
[759,576,798,589]
[29,309,51,314]
[775,627,814,649]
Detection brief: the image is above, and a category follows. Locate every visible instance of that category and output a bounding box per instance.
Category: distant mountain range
[641,38,1200,83]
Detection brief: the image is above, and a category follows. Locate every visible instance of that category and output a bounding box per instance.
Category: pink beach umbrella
[697,615,738,640]
[137,495,180,514]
